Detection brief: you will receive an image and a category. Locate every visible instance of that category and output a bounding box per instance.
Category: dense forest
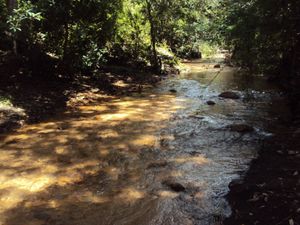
[0,0,299,78]
[0,0,220,75]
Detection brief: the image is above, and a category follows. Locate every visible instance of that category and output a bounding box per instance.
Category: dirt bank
[224,103,300,225]
[0,56,166,133]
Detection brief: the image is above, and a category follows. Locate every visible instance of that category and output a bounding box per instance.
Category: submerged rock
[219,91,241,99]
[189,151,201,156]
[169,89,177,93]
[146,160,168,169]
[33,210,51,221]
[206,100,216,106]
[214,64,221,68]
[227,124,254,133]
[189,114,205,120]
[162,179,186,192]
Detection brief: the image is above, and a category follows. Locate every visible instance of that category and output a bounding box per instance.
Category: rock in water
[162,179,186,192]
[169,89,177,93]
[146,160,168,169]
[207,100,216,106]
[227,124,254,133]
[214,64,221,68]
[219,91,241,99]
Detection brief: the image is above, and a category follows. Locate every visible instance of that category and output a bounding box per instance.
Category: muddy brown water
[0,55,288,225]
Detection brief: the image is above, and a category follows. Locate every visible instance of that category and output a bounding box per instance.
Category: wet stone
[219,91,241,99]
[56,155,72,164]
[4,139,19,145]
[207,101,216,106]
[191,115,205,119]
[169,89,177,93]
[162,179,186,192]
[227,124,254,133]
[33,210,51,221]
[189,151,201,156]
[146,160,168,169]
[214,64,221,68]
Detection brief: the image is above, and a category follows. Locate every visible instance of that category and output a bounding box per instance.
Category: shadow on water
[0,54,290,225]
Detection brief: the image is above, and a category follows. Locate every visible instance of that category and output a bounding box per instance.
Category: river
[0,54,287,225]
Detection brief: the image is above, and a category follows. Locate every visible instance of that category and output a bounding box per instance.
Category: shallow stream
[0,54,286,225]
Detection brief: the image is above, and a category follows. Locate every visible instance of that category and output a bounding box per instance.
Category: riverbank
[0,57,169,133]
[224,97,300,225]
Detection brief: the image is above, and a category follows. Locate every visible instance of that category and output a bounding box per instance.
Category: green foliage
[82,42,108,70]
[0,0,226,75]
[7,1,42,33]
[222,0,300,77]
[199,41,218,58]
[34,0,122,67]
[157,43,179,67]
[151,0,203,48]
[114,0,150,61]
[0,0,298,85]
[0,95,12,107]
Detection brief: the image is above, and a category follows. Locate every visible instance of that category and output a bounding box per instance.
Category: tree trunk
[6,0,18,12]
[145,0,160,72]
[62,23,69,63]
[6,0,18,54]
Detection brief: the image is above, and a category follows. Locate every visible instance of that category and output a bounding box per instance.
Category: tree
[222,0,300,78]
[5,0,18,54]
[145,0,159,71]
[0,0,228,76]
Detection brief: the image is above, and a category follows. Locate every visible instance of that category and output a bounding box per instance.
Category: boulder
[214,64,221,68]
[219,91,241,99]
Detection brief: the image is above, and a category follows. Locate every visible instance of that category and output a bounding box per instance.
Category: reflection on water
[0,55,286,225]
